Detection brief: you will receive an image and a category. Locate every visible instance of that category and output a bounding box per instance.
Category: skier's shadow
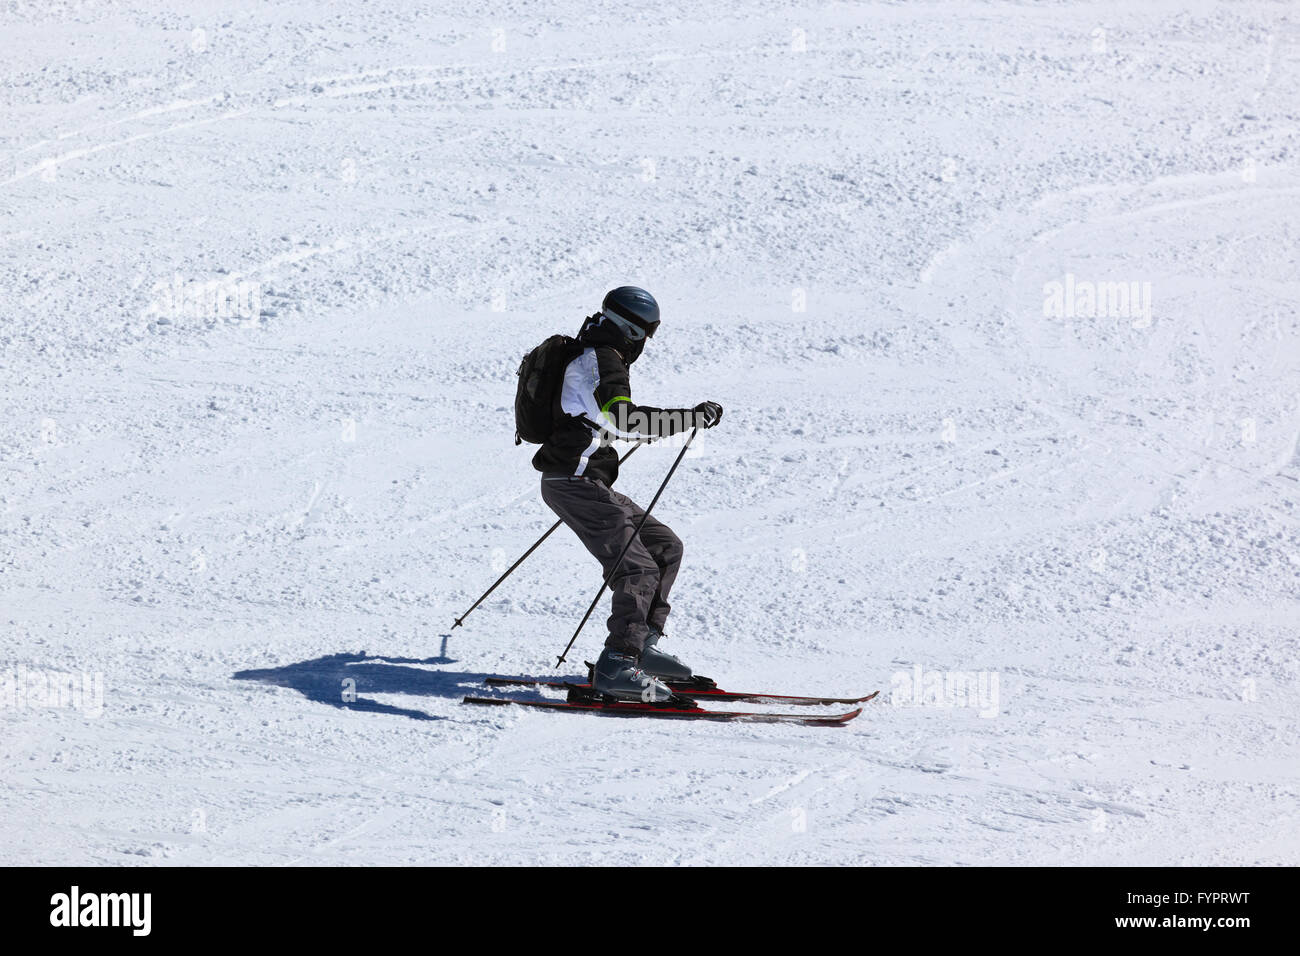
[233,650,539,722]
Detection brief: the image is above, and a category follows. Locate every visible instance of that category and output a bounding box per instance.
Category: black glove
[693,401,724,429]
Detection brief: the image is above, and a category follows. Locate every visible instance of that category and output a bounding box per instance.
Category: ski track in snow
[2,0,1298,865]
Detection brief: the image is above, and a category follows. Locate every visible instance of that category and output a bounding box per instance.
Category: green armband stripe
[600,395,632,413]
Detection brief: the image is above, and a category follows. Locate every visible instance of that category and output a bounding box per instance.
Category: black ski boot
[591,647,674,703]
[639,629,693,681]
[639,630,717,691]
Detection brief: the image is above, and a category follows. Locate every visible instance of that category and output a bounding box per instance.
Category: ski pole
[554,426,698,667]
[451,442,644,630]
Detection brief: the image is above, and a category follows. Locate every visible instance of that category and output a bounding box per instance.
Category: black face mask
[622,336,645,364]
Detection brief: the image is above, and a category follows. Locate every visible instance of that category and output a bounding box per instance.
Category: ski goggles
[601,309,658,341]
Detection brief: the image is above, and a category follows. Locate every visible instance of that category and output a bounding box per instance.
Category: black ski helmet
[602,286,660,340]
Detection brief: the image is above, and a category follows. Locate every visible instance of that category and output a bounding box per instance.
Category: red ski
[483,676,878,708]
[462,694,863,726]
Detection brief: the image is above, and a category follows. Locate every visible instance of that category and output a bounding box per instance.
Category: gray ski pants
[540,474,683,655]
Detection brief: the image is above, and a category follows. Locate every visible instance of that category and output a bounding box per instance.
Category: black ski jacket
[531,314,699,485]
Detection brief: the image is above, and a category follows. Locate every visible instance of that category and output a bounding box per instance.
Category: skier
[533,287,723,701]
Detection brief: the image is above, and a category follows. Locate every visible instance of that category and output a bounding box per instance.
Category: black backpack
[514,334,583,444]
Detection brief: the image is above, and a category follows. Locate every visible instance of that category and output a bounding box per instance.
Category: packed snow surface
[2,0,1299,865]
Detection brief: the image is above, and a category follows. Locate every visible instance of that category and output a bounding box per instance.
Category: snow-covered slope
[2,0,1298,865]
